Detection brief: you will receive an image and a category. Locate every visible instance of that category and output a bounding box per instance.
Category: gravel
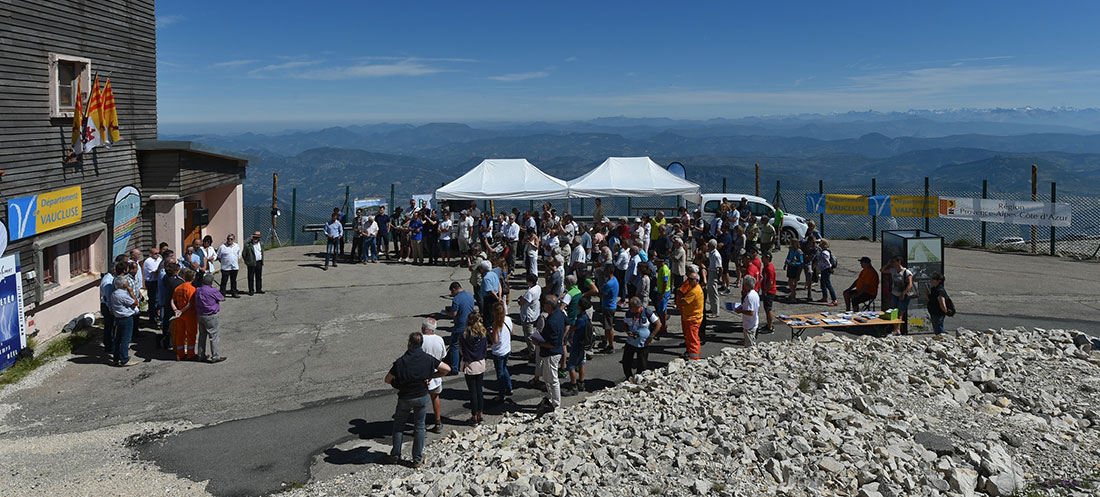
[285,327,1100,497]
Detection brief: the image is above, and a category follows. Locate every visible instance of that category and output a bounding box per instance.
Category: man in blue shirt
[598,264,619,354]
[324,211,344,270]
[99,260,127,351]
[376,206,391,260]
[534,294,565,415]
[409,211,424,265]
[478,260,501,328]
[445,281,475,372]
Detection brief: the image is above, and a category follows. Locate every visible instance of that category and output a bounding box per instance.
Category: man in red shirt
[741,251,762,293]
[758,251,779,333]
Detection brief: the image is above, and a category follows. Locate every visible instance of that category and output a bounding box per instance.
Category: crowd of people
[382,197,958,467]
[98,230,266,366]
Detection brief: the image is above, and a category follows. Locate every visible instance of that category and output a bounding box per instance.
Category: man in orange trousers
[171,269,198,360]
[676,264,704,360]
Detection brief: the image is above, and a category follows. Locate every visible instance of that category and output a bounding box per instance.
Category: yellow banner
[890,195,938,217]
[37,186,82,232]
[824,194,868,215]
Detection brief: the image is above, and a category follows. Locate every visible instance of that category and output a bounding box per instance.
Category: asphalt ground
[0,240,1096,496]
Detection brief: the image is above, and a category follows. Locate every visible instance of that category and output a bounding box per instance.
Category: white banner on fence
[938,197,1071,227]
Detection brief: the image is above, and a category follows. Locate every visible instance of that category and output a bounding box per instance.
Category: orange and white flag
[82,76,104,153]
[101,77,120,147]
[70,78,84,155]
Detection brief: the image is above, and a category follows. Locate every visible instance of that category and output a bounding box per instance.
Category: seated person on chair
[843,256,879,311]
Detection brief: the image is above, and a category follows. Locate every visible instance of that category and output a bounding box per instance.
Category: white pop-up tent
[567,157,701,201]
[435,158,570,200]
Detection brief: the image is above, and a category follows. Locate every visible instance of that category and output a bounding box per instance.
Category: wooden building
[0,1,247,343]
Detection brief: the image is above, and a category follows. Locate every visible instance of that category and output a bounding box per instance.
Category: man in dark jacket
[384,332,451,467]
[534,295,565,415]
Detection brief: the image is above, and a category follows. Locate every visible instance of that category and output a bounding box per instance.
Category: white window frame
[48,53,92,119]
[32,222,107,303]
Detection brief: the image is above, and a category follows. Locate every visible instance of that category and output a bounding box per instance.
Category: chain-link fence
[245,177,1100,260]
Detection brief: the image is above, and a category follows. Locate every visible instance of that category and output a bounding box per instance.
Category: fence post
[754,163,760,197]
[818,180,824,237]
[529,200,534,212]
[981,180,987,248]
[1050,182,1056,256]
[290,188,297,245]
[722,177,727,194]
[627,197,633,216]
[1031,164,1037,254]
[344,185,351,243]
[389,184,395,213]
[871,178,877,242]
[923,177,930,232]
[580,198,585,216]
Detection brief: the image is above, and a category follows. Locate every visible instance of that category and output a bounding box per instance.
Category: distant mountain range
[160,108,1100,207]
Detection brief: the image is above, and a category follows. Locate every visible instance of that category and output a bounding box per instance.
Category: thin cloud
[554,64,1100,110]
[489,71,549,82]
[565,56,579,62]
[248,59,325,77]
[211,59,259,69]
[157,15,185,28]
[297,60,449,80]
[356,56,479,63]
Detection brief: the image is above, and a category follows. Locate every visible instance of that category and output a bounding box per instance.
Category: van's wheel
[780,227,797,245]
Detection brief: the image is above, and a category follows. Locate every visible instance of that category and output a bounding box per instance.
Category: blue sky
[156,1,1100,131]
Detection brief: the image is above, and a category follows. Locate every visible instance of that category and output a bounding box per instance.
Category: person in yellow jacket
[676,264,704,360]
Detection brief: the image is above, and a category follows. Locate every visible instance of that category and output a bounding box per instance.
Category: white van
[698,193,810,245]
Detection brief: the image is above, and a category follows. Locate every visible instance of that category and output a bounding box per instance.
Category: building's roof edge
[136,140,250,165]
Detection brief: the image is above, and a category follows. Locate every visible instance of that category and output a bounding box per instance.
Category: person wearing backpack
[882,256,916,336]
[816,239,839,306]
[621,297,660,378]
[927,272,952,335]
[563,299,593,396]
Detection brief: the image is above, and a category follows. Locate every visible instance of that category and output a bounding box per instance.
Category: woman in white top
[201,235,218,274]
[490,300,513,401]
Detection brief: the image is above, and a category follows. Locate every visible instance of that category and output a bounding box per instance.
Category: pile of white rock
[295,327,1100,497]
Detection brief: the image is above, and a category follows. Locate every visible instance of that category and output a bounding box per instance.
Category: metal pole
[1050,182,1056,256]
[389,183,395,213]
[1031,164,1037,254]
[923,176,930,232]
[722,177,727,194]
[871,178,877,242]
[627,197,633,216]
[290,188,297,245]
[529,200,534,212]
[271,173,278,245]
[981,180,988,248]
[818,180,824,237]
[754,163,760,197]
[344,185,351,243]
[580,198,585,216]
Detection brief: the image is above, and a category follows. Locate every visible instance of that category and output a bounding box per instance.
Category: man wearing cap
[843,256,880,311]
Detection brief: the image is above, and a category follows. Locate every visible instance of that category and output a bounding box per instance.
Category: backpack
[828,251,837,270]
[577,314,594,346]
[944,295,956,317]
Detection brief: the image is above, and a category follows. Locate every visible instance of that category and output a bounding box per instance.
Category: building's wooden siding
[179,154,245,198]
[0,0,157,304]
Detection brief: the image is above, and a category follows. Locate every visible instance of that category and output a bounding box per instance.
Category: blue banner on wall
[0,255,27,371]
